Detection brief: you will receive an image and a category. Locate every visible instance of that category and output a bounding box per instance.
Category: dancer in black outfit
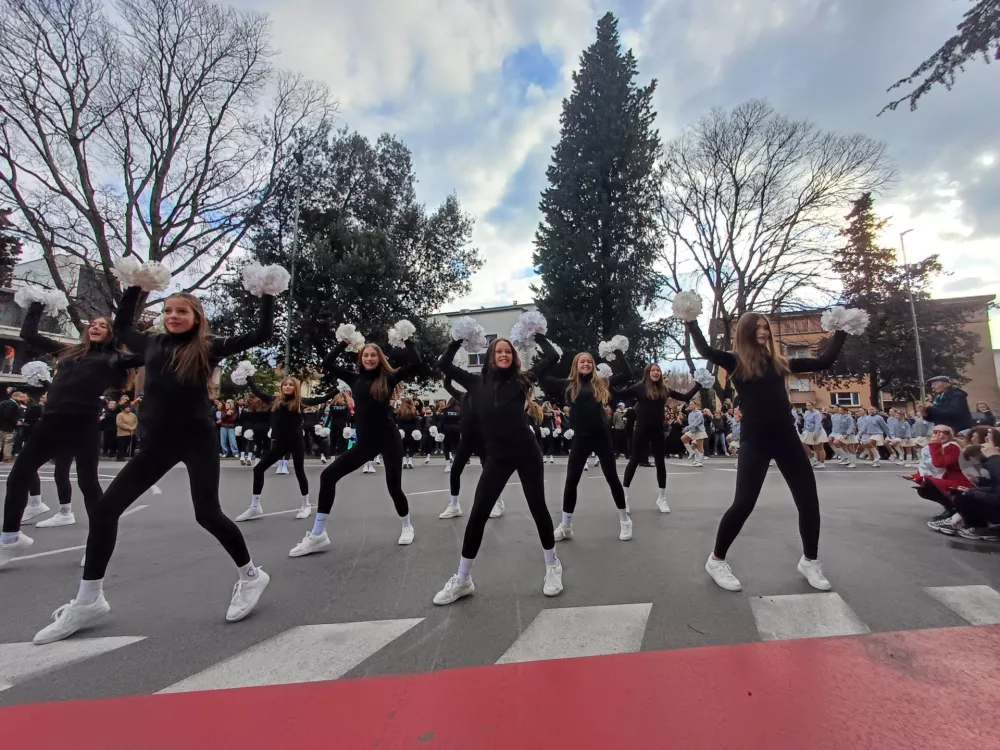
[235,375,332,522]
[289,338,422,557]
[540,349,632,542]
[326,394,351,457]
[688,313,846,592]
[440,397,462,472]
[32,285,275,644]
[0,304,142,569]
[396,397,422,468]
[16,389,74,529]
[616,361,699,513]
[432,335,561,605]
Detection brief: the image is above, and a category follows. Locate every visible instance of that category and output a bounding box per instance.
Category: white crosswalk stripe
[926,585,1000,625]
[157,618,424,694]
[749,593,870,641]
[496,603,652,665]
[0,636,145,692]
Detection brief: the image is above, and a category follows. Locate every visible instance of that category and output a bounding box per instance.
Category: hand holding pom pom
[596,363,614,379]
[111,256,142,286]
[598,341,616,361]
[230,360,257,386]
[319,427,331,438]
[21,361,52,387]
[411,430,422,441]
[693,368,716,388]
[564,429,575,440]
[235,426,243,437]
[452,316,488,352]
[510,311,547,349]
[131,261,172,292]
[435,432,445,443]
[429,426,439,436]
[244,429,255,440]
[541,427,551,438]
[342,426,353,439]
[821,306,870,336]
[399,429,405,439]
[610,334,630,353]
[671,291,703,322]
[242,262,290,297]
[336,380,351,394]
[387,319,416,349]
[315,424,325,435]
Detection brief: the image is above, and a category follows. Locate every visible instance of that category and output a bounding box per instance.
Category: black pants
[3,416,101,533]
[443,426,461,461]
[564,430,626,513]
[612,429,627,457]
[253,433,308,496]
[402,435,420,458]
[317,426,408,516]
[916,484,953,512]
[116,434,134,461]
[714,424,821,560]
[623,422,666,489]
[83,422,249,580]
[542,435,555,456]
[103,431,117,457]
[954,492,1000,527]
[461,448,554,559]
[330,424,347,456]
[449,434,485,497]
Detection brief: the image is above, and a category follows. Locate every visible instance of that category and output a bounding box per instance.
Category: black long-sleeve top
[687,321,846,436]
[20,302,144,418]
[114,286,274,431]
[247,376,330,440]
[611,357,700,429]
[444,377,479,437]
[321,340,421,432]
[438,335,558,458]
[396,412,422,435]
[540,348,629,437]
[324,403,350,427]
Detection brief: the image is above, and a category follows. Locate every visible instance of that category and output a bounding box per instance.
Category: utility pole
[899,229,926,402]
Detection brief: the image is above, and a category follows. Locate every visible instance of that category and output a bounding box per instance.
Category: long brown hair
[164,293,212,385]
[483,337,542,422]
[731,312,789,380]
[272,376,303,412]
[397,397,418,420]
[357,343,398,402]
[57,316,135,390]
[643,364,669,400]
[567,352,610,405]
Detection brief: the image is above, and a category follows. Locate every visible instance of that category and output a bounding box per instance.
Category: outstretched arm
[390,340,423,384]
[246,375,274,404]
[442,377,463,401]
[789,331,847,373]
[303,392,333,406]
[685,321,737,372]
[438,339,475,390]
[321,341,358,385]
[529,334,559,378]
[19,302,64,355]
[211,295,275,360]
[111,286,150,354]
[669,383,701,403]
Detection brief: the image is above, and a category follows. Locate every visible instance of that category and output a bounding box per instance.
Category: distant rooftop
[436,301,536,317]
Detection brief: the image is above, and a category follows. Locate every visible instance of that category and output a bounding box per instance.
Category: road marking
[926,585,1000,625]
[588,472,693,480]
[158,618,424,693]
[496,603,652,665]
[15,506,148,562]
[408,489,449,496]
[257,507,308,518]
[0,636,145,692]
[749,593,869,641]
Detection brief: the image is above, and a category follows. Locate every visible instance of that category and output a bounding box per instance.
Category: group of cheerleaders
[800,404,932,469]
[0,279,860,644]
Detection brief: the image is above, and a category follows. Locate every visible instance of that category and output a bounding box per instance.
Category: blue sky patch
[502,43,559,90]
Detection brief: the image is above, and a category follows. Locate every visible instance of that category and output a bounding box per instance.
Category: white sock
[238,561,259,582]
[301,495,310,508]
[457,556,474,580]
[28,495,42,507]
[618,509,629,522]
[58,504,73,515]
[311,513,328,536]
[449,495,459,507]
[623,487,630,501]
[561,511,572,526]
[543,547,557,566]
[76,578,104,606]
[657,487,666,500]
[1,531,18,544]
[401,514,412,529]
[250,494,261,508]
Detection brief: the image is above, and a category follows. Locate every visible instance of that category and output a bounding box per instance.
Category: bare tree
[0,0,335,327]
[657,100,895,387]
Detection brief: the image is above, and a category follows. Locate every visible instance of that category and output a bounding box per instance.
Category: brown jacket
[116,411,138,437]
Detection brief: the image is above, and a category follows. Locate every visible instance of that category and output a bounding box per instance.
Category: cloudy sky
[235,0,999,337]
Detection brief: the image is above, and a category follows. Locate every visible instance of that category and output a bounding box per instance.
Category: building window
[785,347,811,359]
[830,392,861,407]
[787,377,811,392]
[466,334,498,368]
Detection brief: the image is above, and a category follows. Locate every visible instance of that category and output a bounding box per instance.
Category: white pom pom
[429,426,439,436]
[598,341,616,362]
[411,429,422,441]
[349,331,366,353]
[21,360,52,387]
[336,380,351,394]
[550,340,563,358]
[14,285,47,309]
[132,261,172,292]
[319,427,331,438]
[342,426,353,439]
[230,360,257,386]
[268,429,272,438]
[671,291,703,322]
[693,368,715,388]
[564,429,575,440]
[242,262,290,297]
[388,319,416,349]
[435,432,445,442]
[336,323,357,343]
[452,316,487,352]
[610,334,630,353]
[821,306,870,336]
[597,363,614,379]
[399,428,405,439]
[553,428,562,436]
[509,311,547,349]
[315,424,324,435]
[111,256,142,286]
[42,289,69,317]
[244,429,254,440]
[541,427,551,438]
[235,426,243,437]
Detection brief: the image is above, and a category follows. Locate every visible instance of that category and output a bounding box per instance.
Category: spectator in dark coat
[923,376,972,434]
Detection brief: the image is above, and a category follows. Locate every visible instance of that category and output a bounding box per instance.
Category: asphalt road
[1,453,998,707]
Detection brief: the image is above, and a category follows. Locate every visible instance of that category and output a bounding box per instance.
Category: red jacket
[910,442,971,492]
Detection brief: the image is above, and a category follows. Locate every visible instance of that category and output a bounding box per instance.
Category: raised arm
[685,321,737,372]
[789,331,847,373]
[321,341,358,385]
[19,302,64,355]
[529,334,559,379]
[112,286,150,354]
[211,295,275,360]
[390,340,423,384]
[245,375,274,404]
[669,383,701,403]
[438,339,475,390]
[303,391,333,406]
[442,377,463,401]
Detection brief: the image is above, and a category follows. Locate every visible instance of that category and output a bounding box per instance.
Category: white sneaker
[797,557,832,591]
[433,575,474,605]
[289,531,331,557]
[80,554,86,568]
[36,511,76,528]
[295,504,312,520]
[553,523,573,541]
[235,505,264,522]
[33,595,111,644]
[0,532,34,569]
[444,461,452,473]
[376,456,383,466]
[543,560,563,596]
[21,502,51,525]
[439,504,462,519]
[872,460,881,468]
[490,499,505,518]
[584,464,589,471]
[705,556,742,591]
[424,456,431,464]
[846,462,857,469]
[693,460,704,467]
[226,569,270,622]
[320,456,328,464]
[398,526,415,545]
[815,463,826,470]
[656,498,670,514]
[619,518,633,541]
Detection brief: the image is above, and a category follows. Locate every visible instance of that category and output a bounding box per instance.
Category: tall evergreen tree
[815,193,979,405]
[531,12,663,360]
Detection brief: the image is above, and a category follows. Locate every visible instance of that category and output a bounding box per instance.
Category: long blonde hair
[567,352,610,405]
[643,364,668,400]
[397,397,418,420]
[731,312,789,380]
[358,343,399,402]
[164,293,212,386]
[272,376,303,412]
[483,337,542,423]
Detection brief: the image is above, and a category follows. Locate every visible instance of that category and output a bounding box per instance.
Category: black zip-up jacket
[688,321,846,437]
[321,340,421,433]
[612,360,700,429]
[444,377,478,437]
[540,351,629,437]
[114,286,273,431]
[438,335,558,458]
[247,376,330,440]
[20,301,144,418]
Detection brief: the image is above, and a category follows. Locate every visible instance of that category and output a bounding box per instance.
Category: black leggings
[623,423,666,489]
[714,424,820,560]
[564,431,626,513]
[31,455,73,505]
[449,434,485,497]
[954,492,1000,527]
[83,422,249,580]
[253,433,308,495]
[3,416,101,534]
[443,426,461,461]
[317,427,408,517]
[461,449,554,559]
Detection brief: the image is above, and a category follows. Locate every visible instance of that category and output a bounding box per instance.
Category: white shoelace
[444,575,462,591]
[50,603,72,621]
[231,581,248,603]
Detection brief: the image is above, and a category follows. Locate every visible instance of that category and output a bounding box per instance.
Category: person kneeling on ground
[908,424,971,525]
[928,443,1000,541]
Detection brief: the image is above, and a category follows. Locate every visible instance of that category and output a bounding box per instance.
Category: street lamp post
[899,229,926,402]
[283,149,304,374]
